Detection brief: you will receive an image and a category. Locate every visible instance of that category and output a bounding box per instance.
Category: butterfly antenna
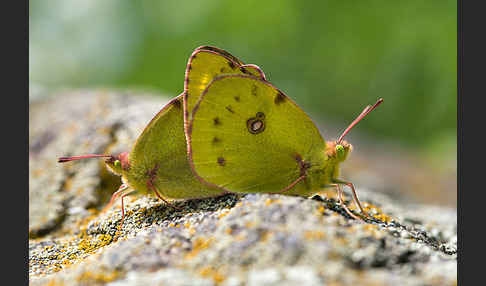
[337,98,383,144]
[58,154,113,163]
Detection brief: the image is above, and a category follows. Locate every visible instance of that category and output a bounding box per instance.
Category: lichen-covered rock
[29,90,456,286]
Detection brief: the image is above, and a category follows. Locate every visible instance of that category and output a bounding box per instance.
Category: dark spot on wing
[217,157,226,166]
[212,137,221,145]
[213,117,221,126]
[295,154,303,163]
[226,105,235,113]
[247,112,265,134]
[220,67,226,73]
[228,61,236,70]
[274,91,286,105]
[234,96,240,102]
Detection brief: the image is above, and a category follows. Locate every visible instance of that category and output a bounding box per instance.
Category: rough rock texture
[29,90,457,286]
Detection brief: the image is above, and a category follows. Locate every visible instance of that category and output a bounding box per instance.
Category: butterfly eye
[114,160,122,168]
[335,145,345,160]
[247,112,266,134]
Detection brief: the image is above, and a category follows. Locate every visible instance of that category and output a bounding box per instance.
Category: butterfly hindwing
[127,95,223,199]
[188,75,327,195]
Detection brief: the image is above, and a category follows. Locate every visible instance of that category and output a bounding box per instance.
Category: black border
[457,0,462,283]
[459,0,485,284]
[8,0,29,285]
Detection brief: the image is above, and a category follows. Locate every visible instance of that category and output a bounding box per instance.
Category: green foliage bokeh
[29,0,456,154]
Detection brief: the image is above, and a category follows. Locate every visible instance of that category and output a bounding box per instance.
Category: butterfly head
[325,140,352,163]
[105,152,130,175]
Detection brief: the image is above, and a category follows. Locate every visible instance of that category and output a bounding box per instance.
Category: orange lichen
[217,211,229,219]
[363,203,393,223]
[185,237,213,259]
[199,266,226,284]
[265,198,281,206]
[78,234,113,254]
[44,278,64,286]
[75,269,121,284]
[245,221,256,228]
[304,230,326,240]
[260,230,272,242]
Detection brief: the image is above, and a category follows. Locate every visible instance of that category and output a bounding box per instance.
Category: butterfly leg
[102,184,129,213]
[333,180,370,220]
[118,189,136,228]
[146,178,183,210]
[280,175,307,193]
[336,184,361,220]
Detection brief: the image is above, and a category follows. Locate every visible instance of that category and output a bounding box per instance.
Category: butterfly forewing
[188,75,327,195]
[184,49,265,125]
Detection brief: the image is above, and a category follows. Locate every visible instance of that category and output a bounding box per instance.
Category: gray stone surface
[29,90,457,286]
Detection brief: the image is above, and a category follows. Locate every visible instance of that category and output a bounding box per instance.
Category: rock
[29,90,457,286]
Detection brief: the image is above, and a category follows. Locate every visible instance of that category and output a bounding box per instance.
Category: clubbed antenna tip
[337,98,383,144]
[58,154,112,163]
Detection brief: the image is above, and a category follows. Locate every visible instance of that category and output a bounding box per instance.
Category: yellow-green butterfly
[58,46,267,226]
[186,73,382,220]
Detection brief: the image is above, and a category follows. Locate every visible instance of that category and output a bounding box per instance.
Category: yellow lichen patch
[75,269,121,284]
[185,237,214,259]
[363,203,393,223]
[78,234,113,254]
[361,224,385,240]
[260,230,272,242]
[44,278,64,286]
[304,230,326,241]
[265,198,281,206]
[63,177,74,192]
[334,236,349,246]
[245,221,256,228]
[315,205,326,215]
[217,210,229,219]
[199,266,226,284]
[32,169,45,178]
[373,213,392,223]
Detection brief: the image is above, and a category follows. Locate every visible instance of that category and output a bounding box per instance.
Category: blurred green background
[29,0,456,202]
